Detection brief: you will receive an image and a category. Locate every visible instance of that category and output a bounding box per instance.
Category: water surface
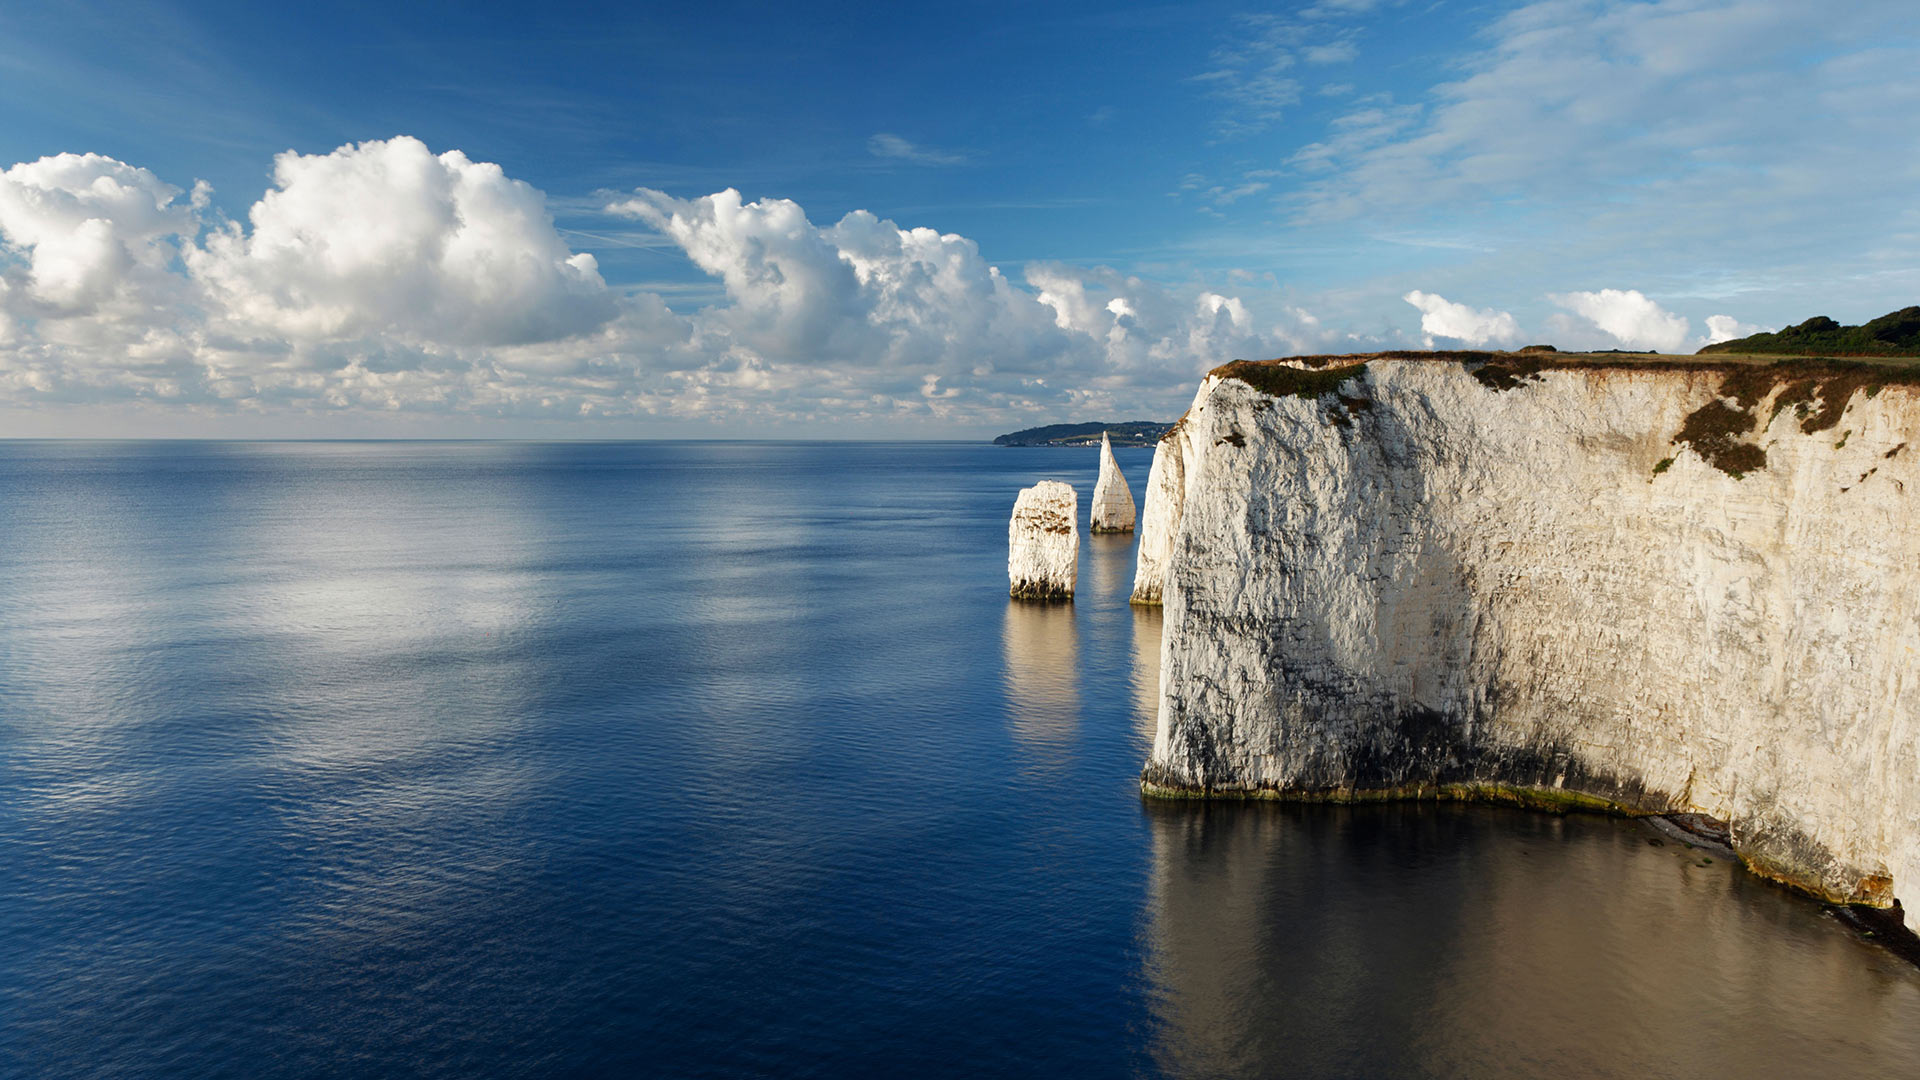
[2,441,1916,1078]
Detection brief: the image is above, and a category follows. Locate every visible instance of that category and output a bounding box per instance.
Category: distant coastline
[992,421,1171,447]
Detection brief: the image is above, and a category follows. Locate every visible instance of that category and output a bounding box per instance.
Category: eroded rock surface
[1009,480,1078,601]
[1138,355,1920,930]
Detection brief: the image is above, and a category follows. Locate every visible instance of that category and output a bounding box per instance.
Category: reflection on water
[1083,531,1133,600]
[7,442,1920,1080]
[1142,800,1920,1080]
[1001,600,1079,763]
[1129,606,1162,752]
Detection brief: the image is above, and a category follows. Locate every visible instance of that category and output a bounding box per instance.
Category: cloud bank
[0,135,1794,432]
[0,137,1336,428]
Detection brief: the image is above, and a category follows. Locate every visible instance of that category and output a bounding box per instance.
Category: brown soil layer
[1211,348,1920,379]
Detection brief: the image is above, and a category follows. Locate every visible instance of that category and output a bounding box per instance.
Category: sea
[3,440,1919,1079]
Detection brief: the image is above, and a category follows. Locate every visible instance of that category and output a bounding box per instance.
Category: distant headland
[992,421,1171,447]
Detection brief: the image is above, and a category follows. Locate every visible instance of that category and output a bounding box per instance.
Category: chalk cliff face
[1131,416,1191,605]
[1009,480,1078,600]
[1136,355,1920,930]
[1091,432,1138,533]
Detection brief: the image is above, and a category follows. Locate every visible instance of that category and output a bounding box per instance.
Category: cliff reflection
[1083,531,1133,600]
[1001,600,1079,764]
[1129,605,1162,753]
[1141,801,1920,1080]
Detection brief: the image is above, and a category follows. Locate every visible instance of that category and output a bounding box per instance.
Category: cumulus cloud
[0,139,637,417]
[0,140,1336,430]
[609,187,1068,389]
[1703,314,1768,345]
[604,187,1334,422]
[1548,288,1691,352]
[1403,290,1522,347]
[188,136,616,347]
[0,153,196,317]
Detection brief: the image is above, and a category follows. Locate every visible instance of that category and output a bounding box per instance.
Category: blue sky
[1,0,1916,436]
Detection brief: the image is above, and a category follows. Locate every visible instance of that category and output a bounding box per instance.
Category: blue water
[3,441,1918,1079]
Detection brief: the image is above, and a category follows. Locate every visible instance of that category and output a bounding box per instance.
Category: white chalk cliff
[1009,480,1078,600]
[1135,353,1920,930]
[1090,432,1137,533]
[1130,425,1186,605]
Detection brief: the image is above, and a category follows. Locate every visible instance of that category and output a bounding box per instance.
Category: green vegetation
[1700,307,1920,356]
[1667,358,1920,476]
[1471,356,1547,391]
[1652,457,1674,475]
[1675,399,1767,478]
[1211,359,1369,399]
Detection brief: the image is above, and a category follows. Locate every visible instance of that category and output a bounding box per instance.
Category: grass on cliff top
[1217,348,1920,377]
[1208,358,1372,399]
[1211,350,1920,399]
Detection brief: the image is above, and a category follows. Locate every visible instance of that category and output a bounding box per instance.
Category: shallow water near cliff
[3,440,1919,1079]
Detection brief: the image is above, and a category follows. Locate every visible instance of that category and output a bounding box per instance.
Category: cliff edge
[1136,351,1920,931]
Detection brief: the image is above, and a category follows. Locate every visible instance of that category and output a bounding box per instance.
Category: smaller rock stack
[1090,432,1136,533]
[1008,481,1078,601]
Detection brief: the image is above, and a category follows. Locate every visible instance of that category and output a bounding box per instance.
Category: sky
[0,0,1917,437]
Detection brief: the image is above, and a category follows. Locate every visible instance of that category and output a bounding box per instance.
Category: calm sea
[3,441,1918,1079]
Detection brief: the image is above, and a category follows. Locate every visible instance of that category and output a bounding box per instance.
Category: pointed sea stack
[1008,481,1078,601]
[1089,432,1136,533]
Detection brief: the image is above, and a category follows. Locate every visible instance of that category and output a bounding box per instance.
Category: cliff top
[1203,349,1920,479]
[1209,350,1920,401]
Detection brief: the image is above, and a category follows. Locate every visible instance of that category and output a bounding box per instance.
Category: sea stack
[1008,481,1078,601]
[1090,432,1137,533]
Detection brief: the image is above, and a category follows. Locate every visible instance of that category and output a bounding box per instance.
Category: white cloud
[1704,314,1768,345]
[606,187,1333,421]
[1199,5,1380,137]
[0,153,194,315]
[866,133,967,166]
[1548,288,1691,352]
[0,139,1364,431]
[1403,290,1522,347]
[188,136,616,347]
[1284,0,1920,270]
